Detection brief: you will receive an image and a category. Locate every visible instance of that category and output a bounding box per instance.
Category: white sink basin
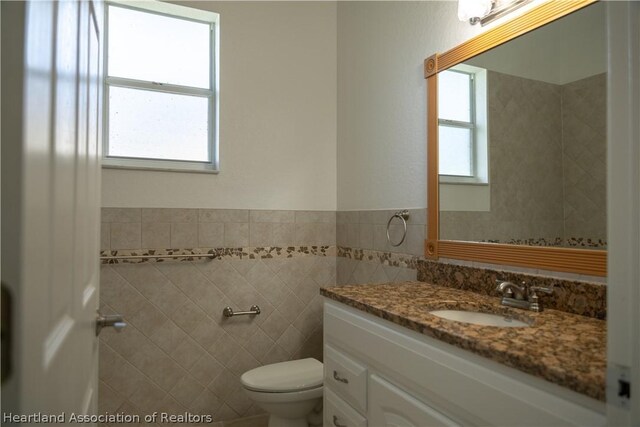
[429,310,531,327]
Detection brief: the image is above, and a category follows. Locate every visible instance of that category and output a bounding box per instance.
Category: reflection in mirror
[439,3,606,250]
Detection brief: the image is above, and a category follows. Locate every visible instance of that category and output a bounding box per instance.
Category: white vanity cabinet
[323,299,606,427]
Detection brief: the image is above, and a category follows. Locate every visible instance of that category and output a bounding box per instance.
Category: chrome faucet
[495,280,553,312]
[496,280,526,299]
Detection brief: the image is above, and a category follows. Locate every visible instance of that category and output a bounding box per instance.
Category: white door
[1,0,103,418]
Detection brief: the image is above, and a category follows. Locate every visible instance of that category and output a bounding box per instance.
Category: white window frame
[439,64,488,185]
[102,0,220,173]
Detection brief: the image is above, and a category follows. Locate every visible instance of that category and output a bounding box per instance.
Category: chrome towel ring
[386,210,410,247]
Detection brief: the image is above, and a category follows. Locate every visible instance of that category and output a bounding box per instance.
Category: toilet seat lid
[241,358,323,392]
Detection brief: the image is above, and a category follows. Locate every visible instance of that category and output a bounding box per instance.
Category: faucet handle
[530,285,553,295]
[527,286,553,312]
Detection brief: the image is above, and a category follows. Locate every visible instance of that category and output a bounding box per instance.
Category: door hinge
[607,364,631,409]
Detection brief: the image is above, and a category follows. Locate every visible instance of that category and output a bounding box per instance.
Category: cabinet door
[369,374,461,427]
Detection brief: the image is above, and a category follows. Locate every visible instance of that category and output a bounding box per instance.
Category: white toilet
[241,358,323,427]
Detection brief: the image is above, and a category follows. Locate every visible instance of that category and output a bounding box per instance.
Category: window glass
[108,5,210,88]
[108,86,209,162]
[104,2,218,171]
[438,126,472,176]
[438,70,471,122]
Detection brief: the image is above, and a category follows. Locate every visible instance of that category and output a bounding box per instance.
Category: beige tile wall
[336,209,426,256]
[99,208,336,424]
[335,209,425,285]
[102,208,336,251]
[335,257,417,285]
[561,73,607,243]
[100,256,333,423]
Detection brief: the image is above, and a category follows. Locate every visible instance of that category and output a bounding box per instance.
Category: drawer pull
[333,415,347,427]
[333,370,349,384]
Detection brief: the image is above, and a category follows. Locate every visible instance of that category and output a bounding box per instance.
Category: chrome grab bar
[222,305,261,318]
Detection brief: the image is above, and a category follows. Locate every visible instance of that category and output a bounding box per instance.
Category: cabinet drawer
[324,344,367,414]
[325,388,367,427]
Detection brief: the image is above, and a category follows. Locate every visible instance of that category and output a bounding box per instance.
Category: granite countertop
[320,281,606,401]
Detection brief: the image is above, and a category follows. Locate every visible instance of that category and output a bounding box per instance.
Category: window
[438,65,488,184]
[103,1,219,172]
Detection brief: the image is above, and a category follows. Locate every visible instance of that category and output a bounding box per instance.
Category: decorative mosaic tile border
[481,237,564,246]
[100,245,336,264]
[336,246,421,269]
[565,237,607,249]
[480,237,606,249]
[416,260,606,319]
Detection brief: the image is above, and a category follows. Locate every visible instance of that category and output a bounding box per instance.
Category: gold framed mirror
[424,0,606,277]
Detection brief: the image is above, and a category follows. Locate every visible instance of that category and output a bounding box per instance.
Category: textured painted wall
[466,2,605,86]
[102,2,337,210]
[336,1,488,210]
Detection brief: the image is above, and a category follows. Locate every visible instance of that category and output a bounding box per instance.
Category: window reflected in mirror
[438,2,606,250]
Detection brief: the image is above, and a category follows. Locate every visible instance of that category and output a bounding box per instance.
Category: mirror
[425,0,607,276]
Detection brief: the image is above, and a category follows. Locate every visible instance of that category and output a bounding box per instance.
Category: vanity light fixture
[458,0,534,26]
